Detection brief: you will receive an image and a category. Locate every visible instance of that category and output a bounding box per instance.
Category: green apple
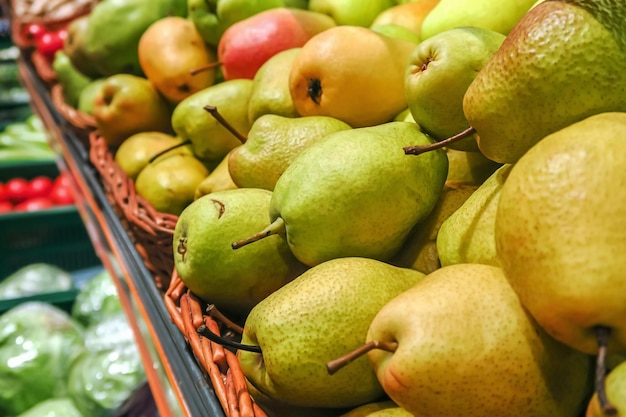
[308,0,396,27]
[404,26,505,151]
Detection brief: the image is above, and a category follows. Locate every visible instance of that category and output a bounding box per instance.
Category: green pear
[248,47,302,124]
[228,114,352,190]
[370,24,421,44]
[52,51,92,108]
[444,147,502,186]
[173,188,307,318]
[62,14,103,79]
[436,164,511,267]
[171,79,254,167]
[232,121,448,267]
[308,0,396,26]
[114,131,191,181]
[194,148,238,200]
[420,0,537,39]
[82,0,187,77]
[92,74,173,148]
[77,78,106,115]
[586,360,626,417]
[404,26,505,151]
[135,152,209,216]
[362,263,593,417]
[370,0,440,40]
[340,401,406,417]
[389,182,477,274]
[495,112,626,355]
[238,257,426,408]
[463,0,626,163]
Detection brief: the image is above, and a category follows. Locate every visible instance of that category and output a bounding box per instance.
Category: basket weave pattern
[50,83,96,142]
[164,270,268,417]
[88,131,177,290]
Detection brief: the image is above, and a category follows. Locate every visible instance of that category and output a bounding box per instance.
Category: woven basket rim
[164,268,268,417]
[50,83,97,130]
[30,49,58,84]
[9,6,92,49]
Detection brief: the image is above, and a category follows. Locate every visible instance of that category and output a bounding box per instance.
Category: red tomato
[0,182,8,202]
[27,176,54,199]
[21,23,47,43]
[5,178,30,203]
[0,201,13,213]
[49,174,75,205]
[36,28,68,62]
[14,197,54,212]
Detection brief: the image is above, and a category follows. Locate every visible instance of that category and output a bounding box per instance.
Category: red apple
[217,8,336,80]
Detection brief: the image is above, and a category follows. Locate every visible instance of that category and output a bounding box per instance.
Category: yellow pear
[194,148,238,200]
[370,0,440,39]
[289,26,416,128]
[138,16,218,104]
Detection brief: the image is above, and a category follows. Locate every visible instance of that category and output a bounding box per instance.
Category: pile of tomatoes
[0,172,75,213]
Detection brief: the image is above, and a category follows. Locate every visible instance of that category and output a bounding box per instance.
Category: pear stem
[403,126,476,156]
[594,326,618,415]
[148,139,192,164]
[326,340,398,376]
[190,61,222,76]
[206,304,244,334]
[197,324,262,353]
[203,105,248,144]
[232,217,286,250]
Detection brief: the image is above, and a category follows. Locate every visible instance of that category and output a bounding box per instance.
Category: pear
[404,26,506,152]
[389,182,478,274]
[370,0,440,39]
[237,257,426,409]
[228,114,352,191]
[436,164,512,267]
[171,79,254,167]
[114,131,192,181]
[138,16,218,104]
[420,0,537,39]
[340,400,409,417]
[248,48,302,124]
[463,0,626,163]
[495,112,626,356]
[289,26,417,128]
[232,121,448,267]
[370,24,421,44]
[77,78,106,115]
[194,148,238,200]
[134,153,209,216]
[173,188,307,318]
[63,14,102,78]
[356,263,593,417]
[444,147,502,186]
[586,361,626,417]
[308,0,396,27]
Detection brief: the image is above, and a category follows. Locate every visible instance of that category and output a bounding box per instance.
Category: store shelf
[17,56,227,417]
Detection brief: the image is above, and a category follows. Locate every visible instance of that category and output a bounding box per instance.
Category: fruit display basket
[88,130,177,290]
[164,268,267,417]
[50,82,96,142]
[28,48,57,84]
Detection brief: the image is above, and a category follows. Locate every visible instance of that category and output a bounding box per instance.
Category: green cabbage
[71,270,122,327]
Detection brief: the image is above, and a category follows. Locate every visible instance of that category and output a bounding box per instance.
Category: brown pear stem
[326,340,398,376]
[148,139,192,164]
[197,324,262,353]
[232,217,286,250]
[594,326,618,415]
[203,105,248,144]
[190,61,222,76]
[403,126,476,156]
[206,304,244,334]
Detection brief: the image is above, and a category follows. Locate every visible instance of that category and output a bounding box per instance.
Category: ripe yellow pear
[289,26,417,128]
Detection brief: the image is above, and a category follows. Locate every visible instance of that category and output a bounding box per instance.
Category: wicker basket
[88,130,178,290]
[29,49,58,85]
[164,269,269,417]
[51,83,96,143]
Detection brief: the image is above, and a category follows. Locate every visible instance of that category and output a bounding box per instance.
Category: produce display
[0,170,75,212]
[0,114,56,163]
[11,0,626,416]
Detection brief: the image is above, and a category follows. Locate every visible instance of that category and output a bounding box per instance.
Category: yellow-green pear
[436,164,511,267]
[495,112,626,355]
[248,47,302,124]
[194,148,238,200]
[289,26,417,128]
[173,188,308,318]
[370,23,421,44]
[340,401,408,417]
[228,114,352,190]
[363,263,593,417]
[135,152,209,216]
[171,79,254,167]
[308,0,396,27]
[586,360,626,417]
[463,0,626,163]
[444,147,502,186]
[420,0,537,39]
[238,257,426,408]
[404,26,505,151]
[370,0,440,39]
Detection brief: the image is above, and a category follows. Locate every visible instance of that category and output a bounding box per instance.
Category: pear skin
[444,147,502,186]
[366,263,593,417]
[138,16,218,104]
[308,0,396,27]
[194,148,238,200]
[370,0,440,39]
[463,0,626,163]
[339,400,405,417]
[585,361,626,417]
[289,26,417,128]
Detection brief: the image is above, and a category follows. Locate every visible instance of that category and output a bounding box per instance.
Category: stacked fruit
[37,0,626,416]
